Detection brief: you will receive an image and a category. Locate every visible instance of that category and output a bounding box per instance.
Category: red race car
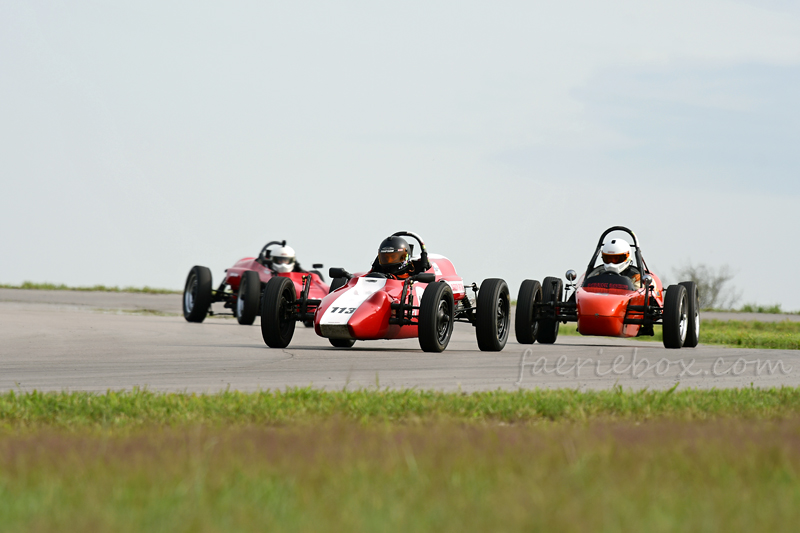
[259,231,511,352]
[514,226,700,349]
[182,240,329,325]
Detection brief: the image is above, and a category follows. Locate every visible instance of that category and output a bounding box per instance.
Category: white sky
[2,1,799,308]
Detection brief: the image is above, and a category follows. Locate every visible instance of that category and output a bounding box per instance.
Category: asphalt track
[1,289,799,393]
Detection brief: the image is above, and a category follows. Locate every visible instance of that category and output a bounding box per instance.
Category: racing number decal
[329,307,357,315]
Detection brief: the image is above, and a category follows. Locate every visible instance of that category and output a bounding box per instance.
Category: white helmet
[601,239,632,275]
[271,245,296,273]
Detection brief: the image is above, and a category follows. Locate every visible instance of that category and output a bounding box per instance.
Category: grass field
[558,319,800,350]
[2,388,800,531]
[4,387,800,427]
[0,281,179,294]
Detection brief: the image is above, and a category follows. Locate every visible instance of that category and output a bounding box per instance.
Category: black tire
[183,266,213,323]
[329,338,355,348]
[515,279,542,344]
[663,284,688,349]
[236,271,261,325]
[418,282,455,352]
[261,277,297,348]
[679,281,700,348]
[310,269,326,283]
[475,278,511,352]
[329,277,348,293]
[537,276,563,344]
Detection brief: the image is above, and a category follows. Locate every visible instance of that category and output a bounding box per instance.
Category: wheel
[329,277,348,293]
[261,277,297,348]
[329,338,355,348]
[236,271,261,325]
[310,269,326,283]
[418,282,455,352]
[663,284,688,349]
[303,319,314,328]
[679,281,700,348]
[183,266,212,323]
[475,278,511,351]
[514,279,542,344]
[537,276,563,344]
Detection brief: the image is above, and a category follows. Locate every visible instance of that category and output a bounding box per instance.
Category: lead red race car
[514,226,700,349]
[259,231,511,352]
[182,240,329,325]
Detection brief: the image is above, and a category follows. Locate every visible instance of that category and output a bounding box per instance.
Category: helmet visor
[602,252,629,265]
[379,251,406,266]
[273,256,295,265]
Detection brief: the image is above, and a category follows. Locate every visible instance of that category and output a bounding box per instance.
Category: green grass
[0,281,179,294]
[558,319,800,350]
[4,387,800,428]
[3,389,800,531]
[2,421,800,532]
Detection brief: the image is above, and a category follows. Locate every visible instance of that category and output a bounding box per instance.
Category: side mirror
[329,267,351,279]
[312,263,323,269]
[643,274,654,287]
[565,270,577,282]
[413,273,435,283]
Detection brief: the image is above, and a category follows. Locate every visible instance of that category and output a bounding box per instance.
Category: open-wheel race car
[259,231,511,352]
[514,226,700,349]
[182,240,329,325]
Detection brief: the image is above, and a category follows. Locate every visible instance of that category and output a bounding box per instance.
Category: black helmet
[378,236,411,275]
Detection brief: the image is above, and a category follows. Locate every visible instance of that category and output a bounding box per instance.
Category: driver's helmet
[271,245,296,273]
[601,239,632,275]
[378,236,411,275]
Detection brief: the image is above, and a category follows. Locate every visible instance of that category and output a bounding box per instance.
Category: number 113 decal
[329,307,357,314]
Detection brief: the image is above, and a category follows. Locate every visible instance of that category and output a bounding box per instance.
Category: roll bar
[585,226,649,275]
[391,231,431,272]
[258,240,286,262]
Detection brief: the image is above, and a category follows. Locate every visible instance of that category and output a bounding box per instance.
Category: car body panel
[315,255,461,341]
[224,257,329,301]
[575,272,664,338]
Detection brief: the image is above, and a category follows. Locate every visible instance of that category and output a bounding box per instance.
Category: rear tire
[261,277,297,348]
[475,278,511,351]
[679,281,700,348]
[418,282,455,352]
[329,338,355,348]
[236,271,261,325]
[537,277,563,344]
[515,279,542,344]
[183,266,212,323]
[663,284,688,349]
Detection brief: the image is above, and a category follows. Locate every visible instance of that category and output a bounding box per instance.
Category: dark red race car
[259,231,511,352]
[514,226,700,349]
[182,240,329,325]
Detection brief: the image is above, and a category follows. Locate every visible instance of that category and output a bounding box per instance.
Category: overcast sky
[2,1,799,308]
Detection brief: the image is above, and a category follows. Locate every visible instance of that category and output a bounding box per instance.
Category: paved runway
[1,290,798,393]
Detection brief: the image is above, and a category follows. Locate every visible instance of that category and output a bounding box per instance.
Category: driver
[270,245,299,273]
[589,239,641,288]
[370,236,426,279]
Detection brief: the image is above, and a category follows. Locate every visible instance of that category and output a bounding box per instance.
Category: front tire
[236,271,261,325]
[418,282,455,352]
[663,284,688,349]
[261,277,297,348]
[183,266,212,323]
[329,338,356,348]
[515,279,542,344]
[475,278,511,352]
[537,277,563,344]
[679,281,700,348]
